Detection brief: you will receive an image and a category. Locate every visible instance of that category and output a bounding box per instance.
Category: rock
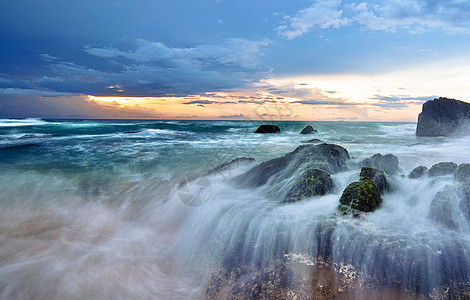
[430,181,470,229]
[408,166,428,179]
[254,125,280,133]
[430,186,459,230]
[300,125,317,134]
[302,138,323,144]
[284,168,334,203]
[361,153,399,175]
[416,97,470,137]
[206,157,256,177]
[428,162,458,177]
[454,163,470,183]
[360,167,389,194]
[235,143,350,188]
[338,178,382,215]
[458,184,470,221]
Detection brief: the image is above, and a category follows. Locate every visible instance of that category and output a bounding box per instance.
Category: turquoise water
[1,118,470,298]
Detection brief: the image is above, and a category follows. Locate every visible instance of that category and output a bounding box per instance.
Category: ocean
[1,118,470,299]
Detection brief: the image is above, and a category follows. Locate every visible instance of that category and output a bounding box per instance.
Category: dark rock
[360,167,389,194]
[458,184,470,221]
[408,166,428,179]
[361,153,399,175]
[206,157,256,176]
[416,97,470,137]
[235,143,350,188]
[454,163,470,183]
[428,162,458,177]
[254,125,280,133]
[284,168,334,203]
[300,125,317,134]
[430,186,459,230]
[302,138,323,144]
[338,178,381,215]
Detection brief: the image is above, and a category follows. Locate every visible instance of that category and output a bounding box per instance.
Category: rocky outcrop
[455,163,470,183]
[360,167,389,194]
[361,153,399,175]
[235,143,350,188]
[338,178,381,215]
[254,125,280,133]
[416,97,470,137]
[408,166,428,179]
[300,125,317,134]
[284,168,334,203]
[428,162,458,177]
[206,157,256,177]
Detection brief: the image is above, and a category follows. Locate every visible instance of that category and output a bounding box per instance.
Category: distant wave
[0,118,51,127]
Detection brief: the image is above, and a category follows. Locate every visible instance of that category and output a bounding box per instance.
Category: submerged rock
[430,186,460,230]
[360,167,389,194]
[430,181,470,229]
[408,166,428,179]
[416,97,470,137]
[300,125,317,134]
[206,157,256,177]
[235,143,350,188]
[254,125,280,133]
[458,184,470,222]
[302,138,323,144]
[454,163,470,183]
[338,178,382,215]
[428,162,458,177]
[284,168,334,203]
[361,153,399,175]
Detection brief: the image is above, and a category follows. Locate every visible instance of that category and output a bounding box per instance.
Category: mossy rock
[429,162,458,177]
[455,163,470,183]
[408,166,428,179]
[430,186,459,230]
[360,166,389,194]
[361,153,399,175]
[284,168,334,203]
[338,178,381,214]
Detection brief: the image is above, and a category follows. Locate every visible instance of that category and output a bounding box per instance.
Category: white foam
[0,118,51,127]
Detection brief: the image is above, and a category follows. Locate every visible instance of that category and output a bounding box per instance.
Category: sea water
[0,118,469,299]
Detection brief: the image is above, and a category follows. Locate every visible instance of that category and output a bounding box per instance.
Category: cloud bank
[1,38,271,98]
[278,0,470,39]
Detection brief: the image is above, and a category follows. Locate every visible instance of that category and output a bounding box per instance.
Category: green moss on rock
[408,166,428,179]
[338,178,382,214]
[429,162,458,177]
[284,168,334,203]
[455,163,470,183]
[359,166,389,194]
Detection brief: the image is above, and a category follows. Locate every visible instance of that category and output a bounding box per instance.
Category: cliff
[416,97,470,137]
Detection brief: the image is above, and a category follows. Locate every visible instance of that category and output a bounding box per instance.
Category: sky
[1,0,470,121]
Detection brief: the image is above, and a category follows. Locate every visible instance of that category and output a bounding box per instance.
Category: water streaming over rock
[1,119,470,298]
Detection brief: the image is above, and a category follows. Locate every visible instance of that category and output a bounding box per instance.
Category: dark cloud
[371,95,436,102]
[369,94,437,108]
[295,100,356,105]
[183,100,213,105]
[0,95,161,119]
[218,114,245,119]
[0,38,271,98]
